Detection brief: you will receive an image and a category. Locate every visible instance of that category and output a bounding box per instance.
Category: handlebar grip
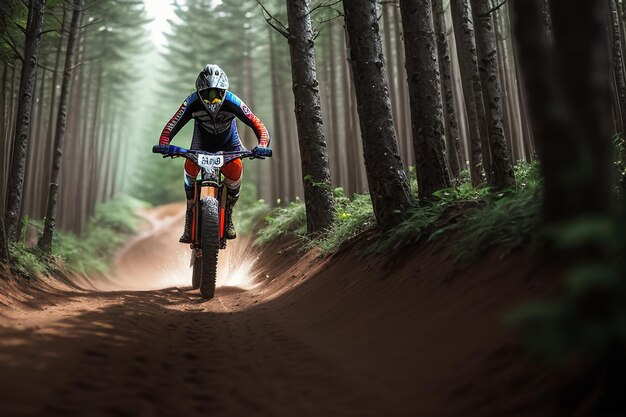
[152,144,189,155]
[255,147,273,158]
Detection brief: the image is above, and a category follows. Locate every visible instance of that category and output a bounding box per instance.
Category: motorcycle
[152,144,272,299]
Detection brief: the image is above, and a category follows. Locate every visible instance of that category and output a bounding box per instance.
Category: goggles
[200,88,225,104]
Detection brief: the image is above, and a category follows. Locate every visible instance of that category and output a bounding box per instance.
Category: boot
[179,200,194,243]
[225,186,239,240]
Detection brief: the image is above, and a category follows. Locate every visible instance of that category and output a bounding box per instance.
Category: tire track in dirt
[0,203,571,417]
[0,204,398,417]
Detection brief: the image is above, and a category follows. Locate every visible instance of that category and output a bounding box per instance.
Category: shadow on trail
[0,284,391,417]
[0,204,589,416]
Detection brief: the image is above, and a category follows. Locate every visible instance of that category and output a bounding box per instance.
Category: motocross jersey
[159,91,270,152]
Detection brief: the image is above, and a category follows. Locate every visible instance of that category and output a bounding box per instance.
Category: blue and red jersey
[159,91,270,150]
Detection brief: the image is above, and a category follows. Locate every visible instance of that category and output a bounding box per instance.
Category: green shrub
[233,182,270,237]
[450,162,542,262]
[235,199,270,237]
[453,186,542,262]
[89,196,146,234]
[9,196,147,278]
[9,242,48,279]
[371,179,491,254]
[254,163,543,262]
[254,200,307,245]
[307,189,375,253]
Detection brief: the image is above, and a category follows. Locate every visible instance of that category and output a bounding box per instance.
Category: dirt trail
[0,204,575,416]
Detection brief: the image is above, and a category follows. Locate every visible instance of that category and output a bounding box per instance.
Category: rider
[158,64,270,243]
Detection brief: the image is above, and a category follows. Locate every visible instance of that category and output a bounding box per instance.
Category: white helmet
[196,64,229,114]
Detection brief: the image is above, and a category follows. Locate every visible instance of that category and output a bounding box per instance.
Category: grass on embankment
[252,162,542,262]
[8,196,147,279]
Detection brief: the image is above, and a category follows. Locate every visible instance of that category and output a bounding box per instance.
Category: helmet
[196,64,229,113]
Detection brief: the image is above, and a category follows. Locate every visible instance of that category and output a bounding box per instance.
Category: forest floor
[0,203,590,417]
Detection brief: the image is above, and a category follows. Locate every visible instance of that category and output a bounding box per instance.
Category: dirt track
[0,203,575,416]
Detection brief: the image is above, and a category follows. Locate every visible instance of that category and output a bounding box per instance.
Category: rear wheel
[199,196,220,299]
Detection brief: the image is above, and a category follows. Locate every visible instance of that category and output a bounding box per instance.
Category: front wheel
[199,196,220,299]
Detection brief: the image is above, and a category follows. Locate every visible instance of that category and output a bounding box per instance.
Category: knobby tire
[200,196,220,299]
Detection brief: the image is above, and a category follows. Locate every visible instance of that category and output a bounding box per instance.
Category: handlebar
[152,144,272,162]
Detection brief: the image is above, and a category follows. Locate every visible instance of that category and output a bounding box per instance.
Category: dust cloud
[95,203,262,292]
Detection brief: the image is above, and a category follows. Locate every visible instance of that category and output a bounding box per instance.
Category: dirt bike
[152,144,272,299]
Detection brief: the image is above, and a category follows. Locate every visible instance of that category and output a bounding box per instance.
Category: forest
[0,0,625,416]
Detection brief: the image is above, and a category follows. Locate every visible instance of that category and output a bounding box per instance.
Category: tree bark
[343,0,412,227]
[39,0,83,252]
[399,0,451,200]
[450,0,485,186]
[511,0,612,223]
[471,3,516,189]
[433,0,462,178]
[610,0,626,133]
[285,0,335,234]
[4,0,47,242]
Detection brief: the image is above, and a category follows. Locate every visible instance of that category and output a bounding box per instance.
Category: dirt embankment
[0,204,588,417]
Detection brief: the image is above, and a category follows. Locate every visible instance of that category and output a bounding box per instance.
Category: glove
[159,143,171,155]
[252,146,272,158]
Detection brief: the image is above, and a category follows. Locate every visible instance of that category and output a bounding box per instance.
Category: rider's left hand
[159,143,171,156]
[252,146,272,158]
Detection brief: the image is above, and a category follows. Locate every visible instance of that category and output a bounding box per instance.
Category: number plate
[197,154,224,169]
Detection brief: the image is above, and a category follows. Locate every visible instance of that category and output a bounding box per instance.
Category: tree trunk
[610,0,626,133]
[0,62,8,212]
[285,0,335,234]
[434,0,462,178]
[511,0,612,224]
[39,0,83,252]
[471,3,516,189]
[341,23,358,197]
[0,61,6,151]
[382,3,400,136]
[321,27,334,186]
[23,68,45,219]
[450,0,485,186]
[399,0,451,200]
[0,216,8,262]
[393,5,412,169]
[328,22,343,189]
[32,67,49,219]
[4,0,47,242]
[42,11,66,216]
[63,28,86,233]
[270,27,290,204]
[1,65,17,213]
[343,0,412,227]
[268,27,281,204]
